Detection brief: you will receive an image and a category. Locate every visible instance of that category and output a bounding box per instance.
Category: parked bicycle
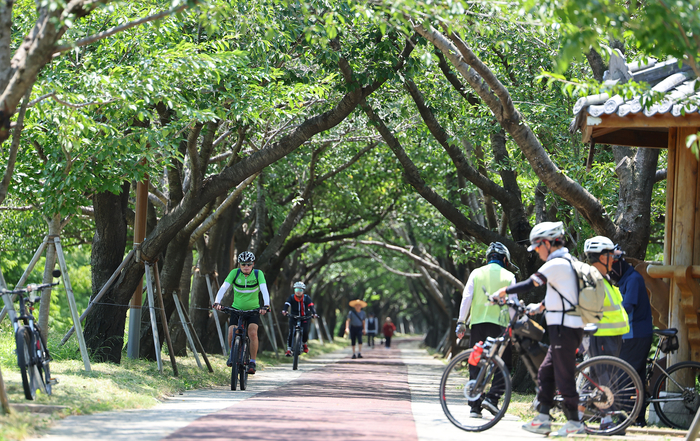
[440,298,642,435]
[0,270,61,400]
[220,307,258,391]
[641,327,700,430]
[286,313,316,370]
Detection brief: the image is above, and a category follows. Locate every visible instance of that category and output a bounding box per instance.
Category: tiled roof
[570,52,697,134]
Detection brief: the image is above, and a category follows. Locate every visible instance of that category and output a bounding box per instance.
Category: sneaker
[352,354,357,359]
[247,361,256,374]
[226,358,233,367]
[522,414,551,435]
[285,349,292,357]
[357,353,363,359]
[482,399,499,416]
[303,344,309,353]
[550,420,584,437]
[470,410,482,418]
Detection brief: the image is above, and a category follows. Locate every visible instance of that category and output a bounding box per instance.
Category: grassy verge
[0,336,347,441]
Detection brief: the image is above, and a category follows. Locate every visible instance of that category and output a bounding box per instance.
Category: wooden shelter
[571,50,700,364]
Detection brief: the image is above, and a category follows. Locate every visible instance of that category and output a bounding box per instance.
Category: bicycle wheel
[231,336,241,391]
[293,329,302,371]
[651,360,700,430]
[16,326,38,400]
[240,337,250,391]
[574,355,642,435]
[34,329,50,395]
[439,349,512,432]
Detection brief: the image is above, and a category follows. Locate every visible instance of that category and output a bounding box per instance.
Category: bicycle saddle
[653,328,678,337]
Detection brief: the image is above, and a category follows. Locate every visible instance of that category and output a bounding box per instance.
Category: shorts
[350,325,363,345]
[229,309,260,327]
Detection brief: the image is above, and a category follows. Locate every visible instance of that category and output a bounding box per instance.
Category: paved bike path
[165,347,418,440]
[28,340,542,441]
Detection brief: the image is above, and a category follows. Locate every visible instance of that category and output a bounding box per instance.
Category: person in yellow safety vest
[583,236,631,432]
[456,242,516,419]
[583,236,630,355]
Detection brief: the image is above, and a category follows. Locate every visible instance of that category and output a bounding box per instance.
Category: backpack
[550,257,607,325]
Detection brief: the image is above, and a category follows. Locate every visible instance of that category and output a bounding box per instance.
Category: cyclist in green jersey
[213,251,270,374]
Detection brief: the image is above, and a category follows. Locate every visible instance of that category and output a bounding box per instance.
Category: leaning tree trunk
[85,183,130,362]
[612,146,660,259]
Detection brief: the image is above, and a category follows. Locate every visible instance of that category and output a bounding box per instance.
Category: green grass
[0,331,347,441]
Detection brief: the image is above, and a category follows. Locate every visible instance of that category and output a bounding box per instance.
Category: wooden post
[144,263,163,373]
[153,265,178,377]
[670,127,699,364]
[53,237,91,372]
[127,179,148,359]
[205,274,227,356]
[0,366,10,415]
[174,294,213,373]
[173,293,203,369]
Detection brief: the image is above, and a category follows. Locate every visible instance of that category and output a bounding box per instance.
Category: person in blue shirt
[281,281,318,356]
[610,248,653,427]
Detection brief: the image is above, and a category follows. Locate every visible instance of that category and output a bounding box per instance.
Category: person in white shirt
[493,222,584,437]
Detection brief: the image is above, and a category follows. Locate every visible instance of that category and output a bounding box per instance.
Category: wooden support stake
[205,274,227,356]
[264,312,279,357]
[144,263,163,373]
[153,265,178,377]
[268,301,286,349]
[175,295,213,373]
[0,366,10,415]
[321,316,334,343]
[314,319,324,345]
[53,237,91,372]
[0,236,49,323]
[61,249,134,345]
[173,293,202,369]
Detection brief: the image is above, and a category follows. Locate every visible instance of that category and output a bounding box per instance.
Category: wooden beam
[591,112,700,128]
[592,128,668,148]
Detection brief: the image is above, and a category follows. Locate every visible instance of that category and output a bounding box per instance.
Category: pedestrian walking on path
[383,317,396,348]
[345,299,367,359]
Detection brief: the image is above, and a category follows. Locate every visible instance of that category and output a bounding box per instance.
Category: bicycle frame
[470,299,612,402]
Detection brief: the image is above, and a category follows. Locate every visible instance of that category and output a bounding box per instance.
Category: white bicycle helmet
[293,281,306,290]
[584,236,616,255]
[237,251,256,264]
[486,242,510,262]
[527,221,565,251]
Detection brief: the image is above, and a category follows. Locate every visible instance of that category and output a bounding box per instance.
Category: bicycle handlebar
[284,313,316,320]
[0,281,60,295]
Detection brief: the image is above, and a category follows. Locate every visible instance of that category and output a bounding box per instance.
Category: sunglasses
[240,263,253,267]
[294,288,304,293]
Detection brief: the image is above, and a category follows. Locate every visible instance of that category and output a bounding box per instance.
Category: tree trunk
[85,184,130,362]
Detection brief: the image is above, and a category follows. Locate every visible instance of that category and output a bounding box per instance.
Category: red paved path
[165,345,418,441]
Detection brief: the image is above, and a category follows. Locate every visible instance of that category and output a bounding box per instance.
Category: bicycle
[0,270,61,400]
[285,313,315,370]
[440,298,643,435]
[220,307,258,391]
[641,327,700,430]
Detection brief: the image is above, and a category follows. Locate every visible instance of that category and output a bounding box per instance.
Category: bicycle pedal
[48,378,59,385]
